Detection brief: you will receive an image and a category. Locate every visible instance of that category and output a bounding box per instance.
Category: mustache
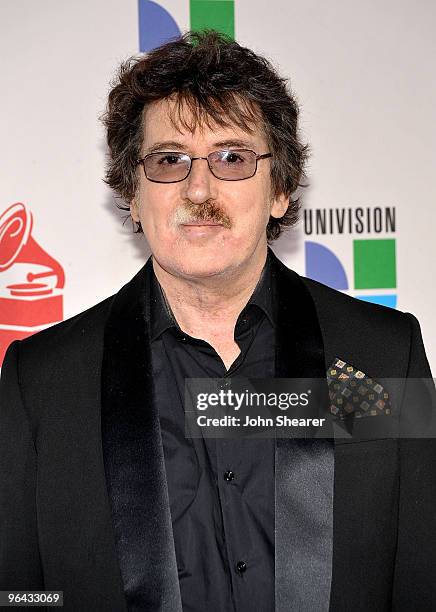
[172,200,232,229]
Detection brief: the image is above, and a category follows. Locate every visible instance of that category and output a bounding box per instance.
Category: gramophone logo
[0,203,65,365]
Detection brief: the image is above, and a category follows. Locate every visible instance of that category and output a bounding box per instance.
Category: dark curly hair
[101,30,308,241]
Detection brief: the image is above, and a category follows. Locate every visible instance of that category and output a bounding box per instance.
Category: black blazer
[1,252,435,612]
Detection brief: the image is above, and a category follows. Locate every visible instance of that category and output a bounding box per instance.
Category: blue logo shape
[305,241,348,290]
[138,0,181,53]
[355,294,397,309]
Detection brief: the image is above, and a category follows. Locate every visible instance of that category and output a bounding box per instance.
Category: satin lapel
[271,251,334,612]
[100,261,182,612]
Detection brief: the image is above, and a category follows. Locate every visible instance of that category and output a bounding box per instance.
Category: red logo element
[0,203,65,364]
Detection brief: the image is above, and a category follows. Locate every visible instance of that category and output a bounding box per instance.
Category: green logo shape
[190,0,235,39]
[354,239,396,289]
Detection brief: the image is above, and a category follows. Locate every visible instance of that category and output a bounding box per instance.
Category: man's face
[131,97,288,280]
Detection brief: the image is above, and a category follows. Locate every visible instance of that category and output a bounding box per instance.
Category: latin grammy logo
[0,202,65,364]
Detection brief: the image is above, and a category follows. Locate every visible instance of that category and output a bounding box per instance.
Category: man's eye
[157,154,182,165]
[223,152,243,163]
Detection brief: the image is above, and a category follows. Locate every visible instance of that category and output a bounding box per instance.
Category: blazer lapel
[271,251,334,612]
[100,261,182,612]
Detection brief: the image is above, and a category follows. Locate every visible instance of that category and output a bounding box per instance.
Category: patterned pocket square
[326,358,391,420]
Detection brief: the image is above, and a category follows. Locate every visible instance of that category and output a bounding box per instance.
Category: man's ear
[270,192,289,219]
[130,199,140,223]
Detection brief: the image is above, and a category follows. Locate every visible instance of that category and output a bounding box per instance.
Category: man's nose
[181,158,217,204]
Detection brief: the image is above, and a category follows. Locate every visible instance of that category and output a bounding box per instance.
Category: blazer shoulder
[302,275,409,329]
[297,274,425,377]
[5,262,150,386]
[272,251,410,337]
[14,294,115,371]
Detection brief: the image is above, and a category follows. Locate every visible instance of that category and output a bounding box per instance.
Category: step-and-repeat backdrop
[1,0,435,369]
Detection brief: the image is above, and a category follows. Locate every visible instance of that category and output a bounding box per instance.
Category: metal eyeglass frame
[136,149,272,183]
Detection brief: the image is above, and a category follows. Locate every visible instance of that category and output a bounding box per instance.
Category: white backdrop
[0,0,434,368]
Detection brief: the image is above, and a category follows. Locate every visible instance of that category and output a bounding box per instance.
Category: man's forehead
[142,96,266,149]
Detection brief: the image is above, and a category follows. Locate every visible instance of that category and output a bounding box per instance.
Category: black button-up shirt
[148,253,276,612]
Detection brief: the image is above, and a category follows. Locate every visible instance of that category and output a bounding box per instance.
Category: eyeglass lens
[143,150,257,182]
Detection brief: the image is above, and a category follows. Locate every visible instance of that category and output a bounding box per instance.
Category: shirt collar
[148,248,275,342]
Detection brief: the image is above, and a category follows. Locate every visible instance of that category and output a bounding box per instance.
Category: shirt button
[240,318,249,327]
[218,379,231,391]
[179,335,187,343]
[223,470,235,482]
[236,561,247,574]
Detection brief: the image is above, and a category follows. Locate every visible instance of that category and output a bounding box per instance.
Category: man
[0,30,435,612]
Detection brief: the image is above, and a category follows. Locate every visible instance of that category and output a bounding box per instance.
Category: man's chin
[175,257,236,280]
[151,238,263,282]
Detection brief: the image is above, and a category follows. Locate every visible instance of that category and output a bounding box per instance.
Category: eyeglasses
[136,149,272,183]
